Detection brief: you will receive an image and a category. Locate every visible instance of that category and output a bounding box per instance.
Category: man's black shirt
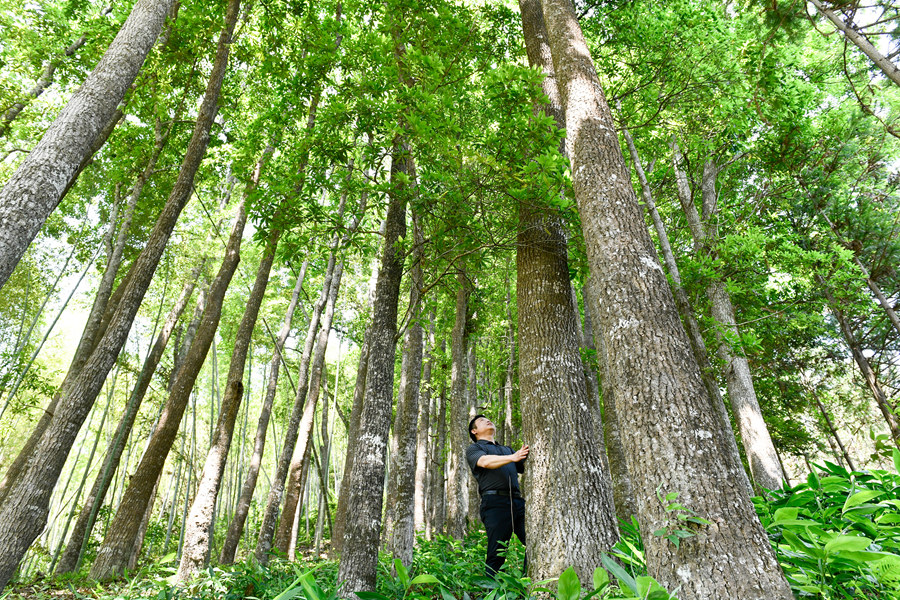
[465,439,525,495]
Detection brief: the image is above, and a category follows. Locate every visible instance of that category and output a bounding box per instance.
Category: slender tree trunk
[502,274,517,447]
[429,379,447,535]
[811,388,855,471]
[177,167,279,580]
[444,270,470,540]
[535,0,793,595]
[56,266,201,574]
[0,0,240,584]
[0,0,177,292]
[336,140,408,595]
[90,200,247,581]
[623,130,751,499]
[809,0,900,88]
[820,279,900,446]
[384,207,424,568]
[219,261,307,564]
[255,257,335,562]
[671,145,784,492]
[274,261,344,557]
[413,316,435,534]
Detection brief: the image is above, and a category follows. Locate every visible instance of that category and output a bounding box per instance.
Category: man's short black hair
[469,414,487,442]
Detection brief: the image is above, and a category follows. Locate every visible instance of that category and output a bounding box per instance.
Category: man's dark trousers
[480,495,527,576]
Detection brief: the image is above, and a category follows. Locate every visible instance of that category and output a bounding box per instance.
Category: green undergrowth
[8,456,900,600]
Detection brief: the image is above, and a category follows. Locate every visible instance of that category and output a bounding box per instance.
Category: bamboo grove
[0,0,899,598]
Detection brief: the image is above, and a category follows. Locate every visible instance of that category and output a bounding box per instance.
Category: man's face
[471,416,495,439]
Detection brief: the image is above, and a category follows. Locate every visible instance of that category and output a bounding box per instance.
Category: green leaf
[592,566,609,591]
[355,593,392,600]
[893,448,900,475]
[394,559,410,589]
[843,490,884,513]
[557,567,580,600]
[410,574,440,585]
[601,554,638,595]
[439,588,456,600]
[773,507,799,522]
[824,535,872,553]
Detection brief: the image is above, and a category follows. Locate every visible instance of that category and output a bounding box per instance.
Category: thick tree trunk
[413,316,435,534]
[56,265,201,575]
[219,261,307,564]
[444,270,470,540]
[89,200,247,581]
[535,0,793,596]
[623,131,751,499]
[336,141,408,595]
[383,208,424,567]
[671,145,784,492]
[517,0,619,579]
[0,0,239,584]
[177,204,279,580]
[0,0,176,292]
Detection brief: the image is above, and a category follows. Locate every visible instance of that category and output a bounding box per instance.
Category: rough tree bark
[177,152,278,582]
[219,261,307,564]
[56,263,202,575]
[336,140,408,595]
[535,0,793,596]
[518,0,618,579]
[383,206,425,568]
[89,200,247,581]
[0,0,176,291]
[622,129,751,500]
[444,269,470,540]
[0,0,240,585]
[671,144,784,492]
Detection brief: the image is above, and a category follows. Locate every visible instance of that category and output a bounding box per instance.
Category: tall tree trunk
[336,140,408,595]
[444,270,470,540]
[274,261,344,557]
[177,166,279,580]
[56,264,202,575]
[809,0,900,88]
[811,387,855,471]
[623,130,751,499]
[502,274,517,447]
[671,145,784,492]
[384,207,424,568]
[535,0,793,596]
[219,261,307,564]
[429,378,447,535]
[255,256,335,562]
[0,0,176,292]
[0,0,240,584]
[90,200,247,581]
[819,278,900,446]
[413,315,435,534]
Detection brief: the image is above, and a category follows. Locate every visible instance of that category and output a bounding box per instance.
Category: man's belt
[481,489,522,499]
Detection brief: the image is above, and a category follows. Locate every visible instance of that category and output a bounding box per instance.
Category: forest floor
[6,458,900,599]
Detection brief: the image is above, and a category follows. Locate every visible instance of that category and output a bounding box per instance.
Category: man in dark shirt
[465,414,529,577]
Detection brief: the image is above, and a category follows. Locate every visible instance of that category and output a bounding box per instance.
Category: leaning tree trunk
[444,269,470,540]
[336,140,408,595]
[56,263,202,575]
[219,261,307,564]
[255,256,335,563]
[623,130,752,499]
[518,0,619,580]
[534,0,793,596]
[383,206,425,568]
[177,169,278,581]
[274,261,344,557]
[0,0,239,585]
[671,146,784,492]
[90,200,247,581]
[0,0,176,292]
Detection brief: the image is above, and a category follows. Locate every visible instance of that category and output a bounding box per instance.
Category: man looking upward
[465,414,529,576]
